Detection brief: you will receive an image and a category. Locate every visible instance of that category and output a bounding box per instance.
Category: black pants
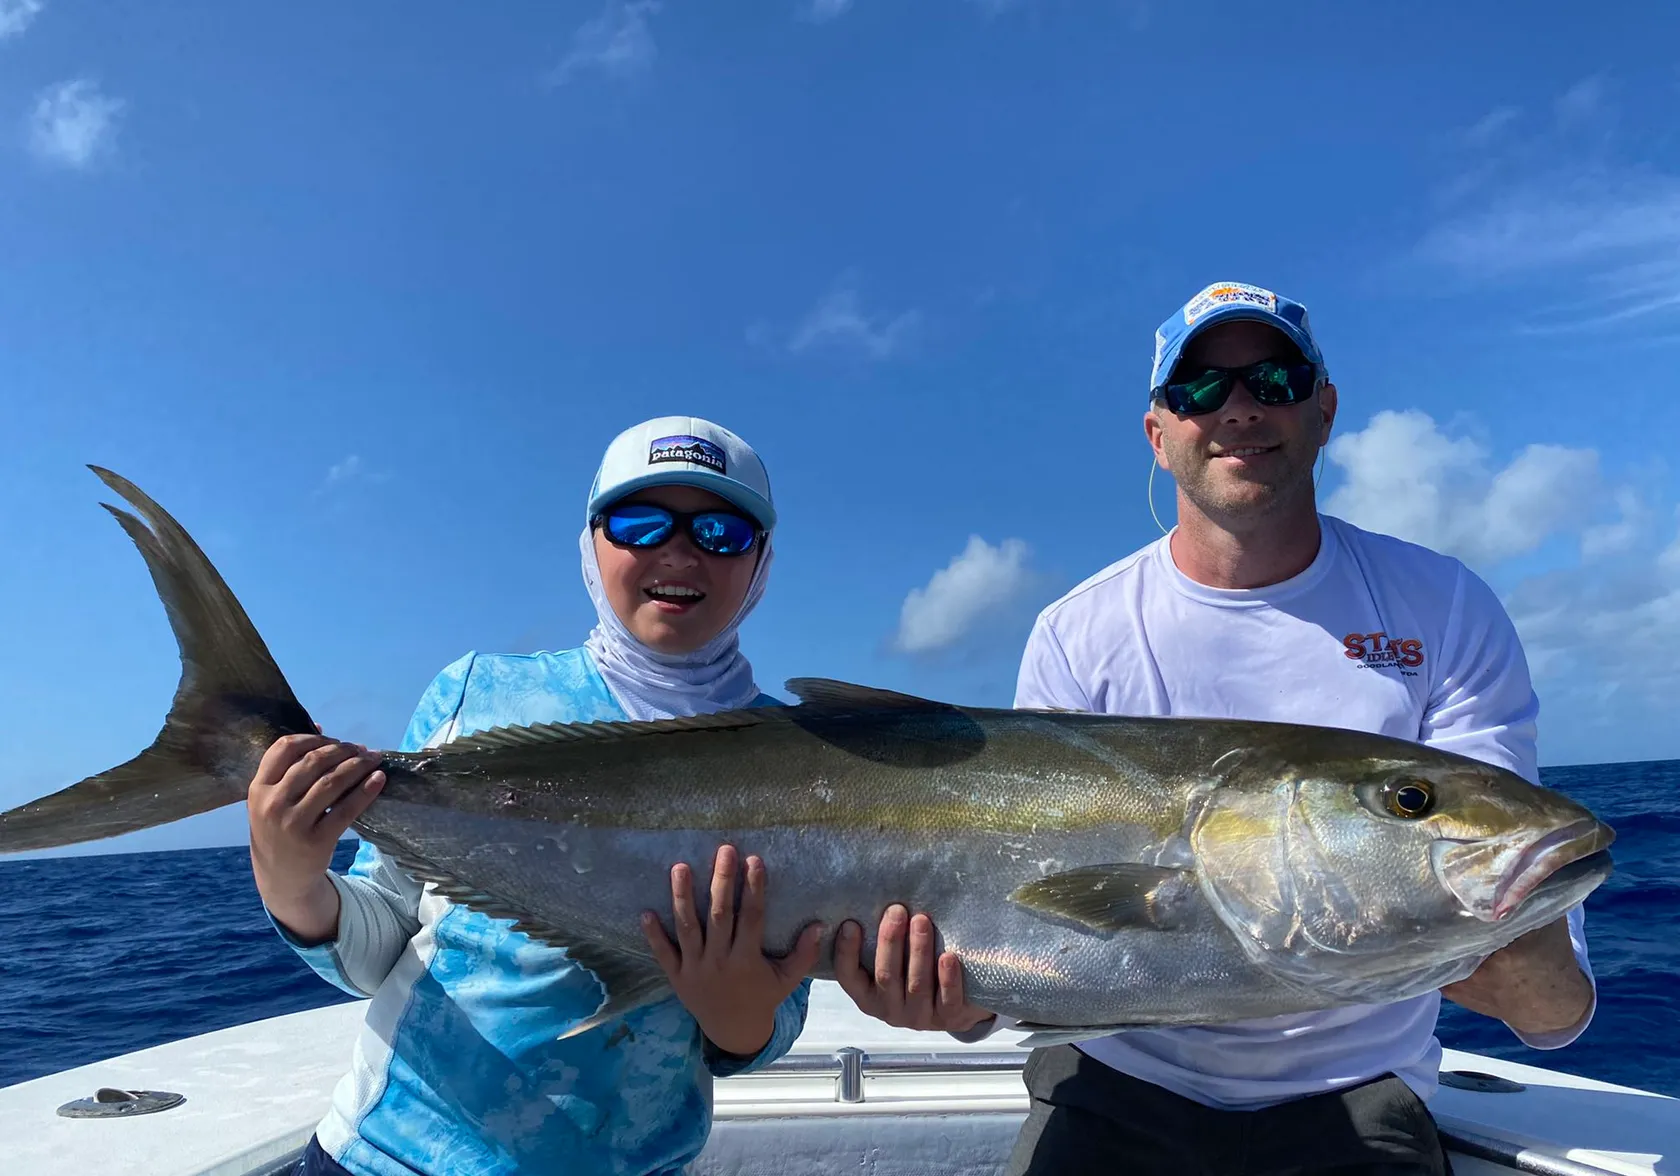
[291,1136,356,1176]
[1004,1046,1452,1176]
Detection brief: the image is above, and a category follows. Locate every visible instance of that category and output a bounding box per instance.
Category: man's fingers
[936,951,967,1020]
[875,905,907,988]
[874,905,908,1015]
[905,913,936,1011]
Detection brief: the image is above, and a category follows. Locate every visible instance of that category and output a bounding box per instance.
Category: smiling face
[1145,319,1338,527]
[592,483,764,655]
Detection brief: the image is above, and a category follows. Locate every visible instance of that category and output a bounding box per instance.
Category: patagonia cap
[587,415,776,531]
[1149,280,1327,396]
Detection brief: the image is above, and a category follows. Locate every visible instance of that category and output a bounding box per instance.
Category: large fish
[0,468,1615,1044]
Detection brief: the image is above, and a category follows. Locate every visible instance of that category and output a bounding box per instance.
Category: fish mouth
[1491,819,1614,921]
[1433,818,1616,923]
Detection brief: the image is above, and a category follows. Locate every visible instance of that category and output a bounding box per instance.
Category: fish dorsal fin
[1013,1022,1142,1048]
[1009,864,1199,934]
[431,720,601,753]
[785,678,948,711]
[430,709,774,755]
[353,828,673,1036]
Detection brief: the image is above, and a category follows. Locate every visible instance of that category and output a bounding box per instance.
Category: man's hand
[834,904,995,1035]
[1441,915,1593,1038]
[641,845,822,1058]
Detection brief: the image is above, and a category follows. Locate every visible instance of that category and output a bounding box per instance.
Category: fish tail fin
[0,466,316,854]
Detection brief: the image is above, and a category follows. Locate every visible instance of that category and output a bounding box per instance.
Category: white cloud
[1502,516,1680,759]
[1554,75,1608,131]
[548,0,660,86]
[1460,106,1520,148]
[1414,77,1680,337]
[1580,486,1652,561]
[326,455,364,485]
[787,274,920,360]
[804,0,1027,20]
[0,0,43,40]
[1328,408,1680,761]
[893,536,1037,655]
[28,79,124,170]
[1324,410,1601,567]
[1416,172,1680,284]
[316,454,390,497]
[802,0,852,21]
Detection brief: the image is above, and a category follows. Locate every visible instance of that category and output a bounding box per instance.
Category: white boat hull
[1,982,1673,1175]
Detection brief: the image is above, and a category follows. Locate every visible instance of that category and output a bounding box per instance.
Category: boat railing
[758,1048,1630,1176]
[762,1047,1026,1101]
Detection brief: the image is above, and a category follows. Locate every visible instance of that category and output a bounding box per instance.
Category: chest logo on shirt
[1342,631,1425,676]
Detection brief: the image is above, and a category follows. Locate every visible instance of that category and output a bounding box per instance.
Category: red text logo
[1342,631,1425,675]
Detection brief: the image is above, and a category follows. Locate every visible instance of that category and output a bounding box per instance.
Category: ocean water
[1,760,1676,1095]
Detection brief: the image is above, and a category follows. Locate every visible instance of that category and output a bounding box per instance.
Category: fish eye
[1383,780,1433,819]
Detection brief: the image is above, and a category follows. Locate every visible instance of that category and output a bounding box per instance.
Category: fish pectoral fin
[1013,1023,1140,1049]
[784,678,953,711]
[1008,864,1197,934]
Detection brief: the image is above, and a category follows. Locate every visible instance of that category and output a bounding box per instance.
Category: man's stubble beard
[1165,435,1322,534]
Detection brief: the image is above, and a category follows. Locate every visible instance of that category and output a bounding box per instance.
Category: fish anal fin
[355,830,672,1035]
[1009,864,1197,934]
[1013,1022,1140,1049]
[552,954,673,1041]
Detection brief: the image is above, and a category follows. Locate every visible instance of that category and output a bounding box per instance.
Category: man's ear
[1317,382,1338,445]
[1143,406,1168,470]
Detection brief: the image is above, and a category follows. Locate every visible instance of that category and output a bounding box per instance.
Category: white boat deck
[1,981,1674,1175]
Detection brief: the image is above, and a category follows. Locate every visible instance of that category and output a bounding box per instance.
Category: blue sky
[4,0,1679,856]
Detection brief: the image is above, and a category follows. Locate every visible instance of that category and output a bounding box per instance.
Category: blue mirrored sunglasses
[593,502,762,557]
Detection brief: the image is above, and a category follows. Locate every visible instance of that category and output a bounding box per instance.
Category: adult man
[843,280,1598,1174]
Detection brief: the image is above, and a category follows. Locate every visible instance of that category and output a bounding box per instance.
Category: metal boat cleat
[55,1088,187,1119]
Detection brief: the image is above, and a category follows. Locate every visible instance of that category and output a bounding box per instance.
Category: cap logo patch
[649,434,726,474]
[1184,282,1278,325]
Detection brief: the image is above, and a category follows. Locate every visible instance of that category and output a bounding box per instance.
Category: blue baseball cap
[587,415,777,531]
[1149,281,1327,397]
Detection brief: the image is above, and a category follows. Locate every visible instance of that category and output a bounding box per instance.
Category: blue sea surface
[0,760,1676,1095]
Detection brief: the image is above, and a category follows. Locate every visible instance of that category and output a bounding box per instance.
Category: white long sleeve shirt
[1009,514,1595,1111]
